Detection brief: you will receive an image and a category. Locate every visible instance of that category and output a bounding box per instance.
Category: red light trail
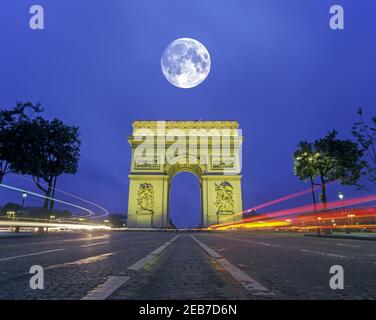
[210,194,376,231]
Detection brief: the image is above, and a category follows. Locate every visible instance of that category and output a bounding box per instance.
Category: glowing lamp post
[338,192,349,233]
[13,192,28,233]
[21,192,28,208]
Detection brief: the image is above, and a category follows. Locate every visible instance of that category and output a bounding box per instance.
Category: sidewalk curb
[304,234,376,241]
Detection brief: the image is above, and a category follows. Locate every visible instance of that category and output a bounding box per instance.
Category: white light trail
[10,175,109,217]
[0,183,95,216]
[0,220,111,231]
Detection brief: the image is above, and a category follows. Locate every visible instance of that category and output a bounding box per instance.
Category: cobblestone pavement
[0,232,175,299]
[194,232,376,299]
[0,231,375,299]
[110,234,251,300]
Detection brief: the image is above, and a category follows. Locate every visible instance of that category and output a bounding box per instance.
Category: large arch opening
[168,172,201,228]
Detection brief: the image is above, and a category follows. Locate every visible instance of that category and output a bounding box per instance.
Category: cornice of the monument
[132,120,240,129]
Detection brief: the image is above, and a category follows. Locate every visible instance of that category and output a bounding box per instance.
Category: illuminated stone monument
[127,121,243,228]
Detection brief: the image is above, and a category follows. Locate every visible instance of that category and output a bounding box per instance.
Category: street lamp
[21,192,28,208]
[13,192,28,233]
[338,192,348,233]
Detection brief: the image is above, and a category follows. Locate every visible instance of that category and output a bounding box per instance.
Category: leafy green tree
[0,102,42,183]
[294,142,318,206]
[314,130,364,203]
[14,117,81,210]
[294,130,364,204]
[352,108,376,190]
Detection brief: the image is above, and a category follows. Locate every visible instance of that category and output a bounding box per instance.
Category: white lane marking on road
[78,235,161,249]
[82,276,131,300]
[223,237,279,248]
[80,241,110,248]
[337,243,360,248]
[191,236,274,296]
[61,235,110,243]
[48,236,161,269]
[127,235,180,271]
[46,252,115,270]
[258,242,279,247]
[81,235,180,300]
[47,236,160,270]
[0,235,111,249]
[191,236,221,258]
[0,248,65,262]
[301,249,347,259]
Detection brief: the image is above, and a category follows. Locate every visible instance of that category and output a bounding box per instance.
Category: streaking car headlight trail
[0,183,95,217]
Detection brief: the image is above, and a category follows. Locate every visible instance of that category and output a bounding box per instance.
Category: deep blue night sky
[0,1,375,226]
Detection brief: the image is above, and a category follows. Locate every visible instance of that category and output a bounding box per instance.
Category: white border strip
[127,235,180,271]
[82,235,180,300]
[82,276,131,300]
[191,235,274,297]
[0,248,65,262]
[80,241,110,248]
[301,249,347,259]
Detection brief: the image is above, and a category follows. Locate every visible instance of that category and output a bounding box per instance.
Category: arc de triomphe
[126,121,243,228]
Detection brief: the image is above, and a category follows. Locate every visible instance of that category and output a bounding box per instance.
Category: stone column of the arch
[201,176,209,227]
[127,174,169,228]
[152,174,169,228]
[201,175,243,227]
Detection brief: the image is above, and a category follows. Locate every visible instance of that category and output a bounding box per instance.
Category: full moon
[161,38,211,89]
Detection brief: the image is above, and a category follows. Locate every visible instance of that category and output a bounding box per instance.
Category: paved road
[0,231,375,299]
